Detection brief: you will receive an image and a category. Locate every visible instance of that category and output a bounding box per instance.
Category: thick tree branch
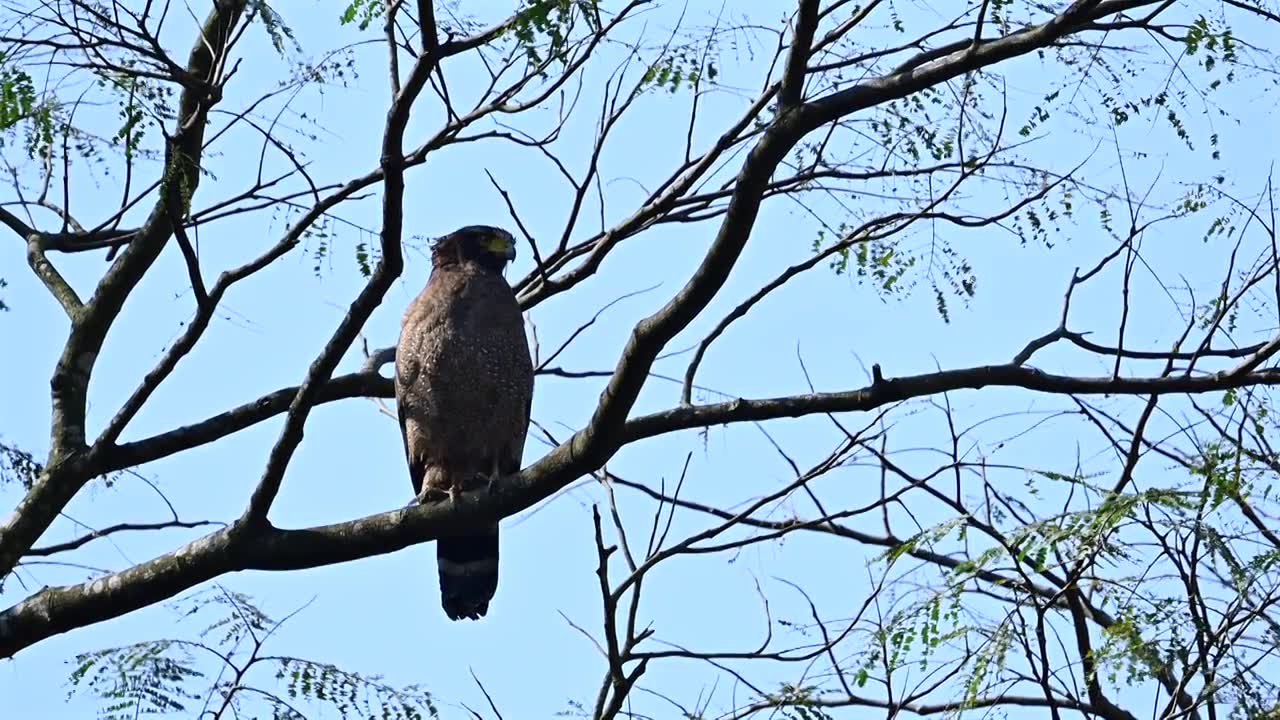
[10,355,1280,657]
[777,0,819,108]
[104,371,390,474]
[105,352,1280,477]
[0,0,246,580]
[25,236,83,317]
[794,0,1158,136]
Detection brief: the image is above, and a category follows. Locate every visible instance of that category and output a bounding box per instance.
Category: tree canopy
[2,1,1280,718]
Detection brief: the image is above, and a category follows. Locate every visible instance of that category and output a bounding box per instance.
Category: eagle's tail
[437,522,499,621]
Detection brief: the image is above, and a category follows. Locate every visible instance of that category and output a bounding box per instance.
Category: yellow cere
[485,233,511,254]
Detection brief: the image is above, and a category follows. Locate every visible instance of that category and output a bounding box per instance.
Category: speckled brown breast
[395,264,533,494]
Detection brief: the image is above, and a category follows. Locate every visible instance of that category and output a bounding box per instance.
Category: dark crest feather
[430,225,516,272]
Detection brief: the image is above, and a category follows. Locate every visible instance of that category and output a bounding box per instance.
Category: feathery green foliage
[67,587,438,720]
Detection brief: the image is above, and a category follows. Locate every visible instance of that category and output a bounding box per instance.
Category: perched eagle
[395,225,534,620]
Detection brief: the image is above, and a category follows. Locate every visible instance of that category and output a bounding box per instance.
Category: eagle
[394,225,534,620]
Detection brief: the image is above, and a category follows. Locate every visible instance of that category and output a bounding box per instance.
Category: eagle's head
[431,225,518,274]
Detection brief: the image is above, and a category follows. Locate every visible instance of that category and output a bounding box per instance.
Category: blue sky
[2,1,1278,717]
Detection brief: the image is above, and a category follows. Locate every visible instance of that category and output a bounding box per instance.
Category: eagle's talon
[413,487,451,506]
